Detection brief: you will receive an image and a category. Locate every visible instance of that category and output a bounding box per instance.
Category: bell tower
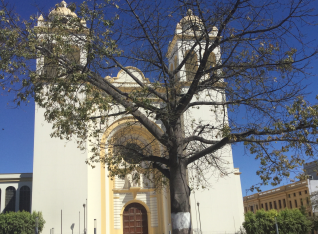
[167,9,219,82]
[167,10,245,233]
[32,2,93,234]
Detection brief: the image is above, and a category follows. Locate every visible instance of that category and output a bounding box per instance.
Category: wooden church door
[123,203,148,234]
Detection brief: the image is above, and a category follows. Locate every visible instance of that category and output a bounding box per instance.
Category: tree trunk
[169,117,192,234]
[169,160,192,234]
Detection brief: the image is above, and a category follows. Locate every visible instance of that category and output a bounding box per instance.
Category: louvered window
[185,51,198,81]
[204,52,216,73]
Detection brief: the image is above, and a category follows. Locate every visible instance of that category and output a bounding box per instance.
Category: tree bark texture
[169,119,192,234]
[170,161,191,234]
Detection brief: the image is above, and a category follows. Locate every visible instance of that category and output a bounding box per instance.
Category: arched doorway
[123,203,148,234]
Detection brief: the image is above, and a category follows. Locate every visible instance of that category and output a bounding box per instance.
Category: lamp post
[61,210,63,234]
[94,219,97,234]
[83,204,86,234]
[275,217,279,234]
[35,217,39,234]
[71,224,75,234]
[197,202,202,234]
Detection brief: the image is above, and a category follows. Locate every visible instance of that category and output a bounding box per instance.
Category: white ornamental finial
[38,14,44,21]
[61,0,67,7]
[187,9,193,16]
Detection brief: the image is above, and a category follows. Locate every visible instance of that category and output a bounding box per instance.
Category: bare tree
[0,0,318,233]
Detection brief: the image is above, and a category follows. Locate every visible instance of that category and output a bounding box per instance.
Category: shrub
[0,211,45,234]
[243,208,312,234]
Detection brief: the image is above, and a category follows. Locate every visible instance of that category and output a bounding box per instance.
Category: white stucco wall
[32,106,88,234]
[190,173,244,234]
[87,157,102,234]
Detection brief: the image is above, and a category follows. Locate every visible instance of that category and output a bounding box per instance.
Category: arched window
[19,186,31,212]
[174,55,178,69]
[174,56,179,79]
[43,45,58,79]
[169,64,173,72]
[4,186,16,212]
[205,52,216,72]
[185,51,198,81]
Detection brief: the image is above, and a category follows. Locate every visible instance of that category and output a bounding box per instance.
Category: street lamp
[94,219,97,234]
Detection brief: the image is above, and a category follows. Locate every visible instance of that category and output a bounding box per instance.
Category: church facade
[0,2,244,234]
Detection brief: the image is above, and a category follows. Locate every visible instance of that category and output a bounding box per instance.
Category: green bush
[0,211,45,234]
[243,208,312,234]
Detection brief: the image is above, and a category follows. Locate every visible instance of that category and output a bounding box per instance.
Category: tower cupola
[176,9,203,33]
[37,1,86,27]
[48,1,77,19]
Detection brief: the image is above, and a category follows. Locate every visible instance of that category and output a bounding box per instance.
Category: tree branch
[153,162,170,179]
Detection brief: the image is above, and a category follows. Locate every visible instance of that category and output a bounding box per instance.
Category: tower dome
[176,9,203,31]
[175,9,218,34]
[48,1,77,19]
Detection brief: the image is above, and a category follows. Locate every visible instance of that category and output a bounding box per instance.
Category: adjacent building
[0,173,32,213]
[244,161,318,216]
[243,180,318,216]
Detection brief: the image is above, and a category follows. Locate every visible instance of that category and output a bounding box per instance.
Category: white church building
[0,2,244,234]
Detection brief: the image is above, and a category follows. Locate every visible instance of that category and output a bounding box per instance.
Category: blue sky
[0,0,318,196]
